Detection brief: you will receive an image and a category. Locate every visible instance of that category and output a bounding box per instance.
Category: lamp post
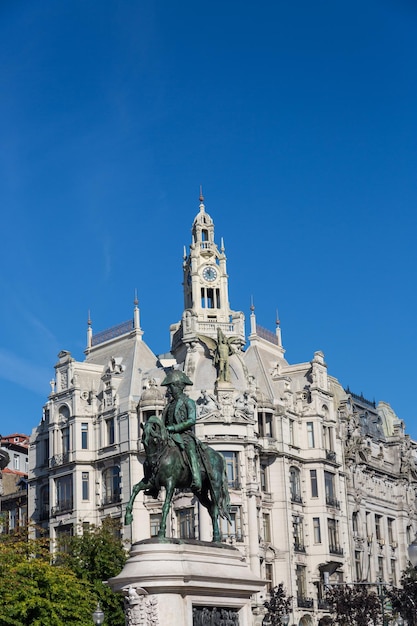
[92,602,104,625]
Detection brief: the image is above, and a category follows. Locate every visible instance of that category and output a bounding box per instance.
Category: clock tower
[170,192,245,352]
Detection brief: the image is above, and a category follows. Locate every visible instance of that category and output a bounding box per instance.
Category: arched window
[290,466,302,503]
[102,466,121,505]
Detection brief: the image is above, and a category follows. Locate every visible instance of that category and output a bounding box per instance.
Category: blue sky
[1,0,417,438]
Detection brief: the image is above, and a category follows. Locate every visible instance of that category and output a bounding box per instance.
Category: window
[265,563,274,593]
[289,419,295,445]
[61,426,70,456]
[310,469,318,498]
[150,514,162,537]
[260,461,268,492]
[307,422,315,447]
[390,559,397,586]
[54,475,73,515]
[39,485,50,521]
[13,454,20,470]
[42,438,49,466]
[328,518,341,554]
[258,411,273,437]
[290,466,302,503]
[293,516,305,552]
[222,452,239,489]
[387,518,394,545]
[377,557,384,581]
[352,511,359,535]
[9,508,17,531]
[55,524,73,553]
[323,425,334,451]
[375,515,382,541]
[220,506,243,542]
[263,513,271,543]
[313,517,321,543]
[102,466,120,505]
[81,423,88,449]
[106,417,115,445]
[324,472,339,508]
[296,564,307,599]
[354,551,362,582]
[82,472,89,500]
[177,508,195,539]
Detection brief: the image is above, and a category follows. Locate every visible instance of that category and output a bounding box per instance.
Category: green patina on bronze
[125,370,231,542]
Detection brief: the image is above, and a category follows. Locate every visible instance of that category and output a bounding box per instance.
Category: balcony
[291,493,303,504]
[51,500,73,516]
[49,453,70,467]
[318,599,332,611]
[294,542,306,553]
[325,495,340,509]
[297,597,314,609]
[101,493,121,506]
[329,544,344,556]
[326,450,337,462]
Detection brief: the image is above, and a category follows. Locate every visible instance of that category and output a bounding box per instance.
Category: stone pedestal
[108,538,265,625]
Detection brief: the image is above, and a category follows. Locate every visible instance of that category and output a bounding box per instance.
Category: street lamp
[92,602,104,625]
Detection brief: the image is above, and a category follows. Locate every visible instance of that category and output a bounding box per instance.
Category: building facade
[0,433,29,533]
[28,197,417,625]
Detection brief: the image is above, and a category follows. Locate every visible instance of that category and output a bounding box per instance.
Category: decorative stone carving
[197,389,220,417]
[192,606,239,625]
[123,586,159,626]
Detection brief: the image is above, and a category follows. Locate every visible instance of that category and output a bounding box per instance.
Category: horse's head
[142,416,168,451]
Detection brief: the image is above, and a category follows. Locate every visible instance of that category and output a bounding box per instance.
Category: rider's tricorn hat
[161,370,193,386]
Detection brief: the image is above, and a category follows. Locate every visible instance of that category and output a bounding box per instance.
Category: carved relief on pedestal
[123,586,159,626]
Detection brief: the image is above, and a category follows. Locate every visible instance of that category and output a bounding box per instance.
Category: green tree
[387,566,417,626]
[58,518,127,626]
[0,531,94,625]
[263,583,293,625]
[325,584,383,626]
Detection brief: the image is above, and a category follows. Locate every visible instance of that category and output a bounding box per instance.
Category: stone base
[108,539,265,625]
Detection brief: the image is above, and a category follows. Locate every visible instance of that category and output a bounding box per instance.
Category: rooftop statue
[125,370,231,542]
[197,327,241,383]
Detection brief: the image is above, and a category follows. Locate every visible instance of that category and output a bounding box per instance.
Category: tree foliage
[387,566,417,626]
[325,584,383,626]
[57,518,128,626]
[0,530,94,626]
[0,520,127,626]
[263,583,293,625]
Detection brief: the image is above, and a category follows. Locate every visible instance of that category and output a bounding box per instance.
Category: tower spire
[133,290,142,338]
[86,311,92,350]
[199,186,205,212]
[250,297,256,335]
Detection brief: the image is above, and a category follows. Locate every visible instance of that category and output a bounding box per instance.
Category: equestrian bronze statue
[125,370,231,542]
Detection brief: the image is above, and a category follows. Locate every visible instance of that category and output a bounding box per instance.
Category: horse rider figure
[161,370,202,492]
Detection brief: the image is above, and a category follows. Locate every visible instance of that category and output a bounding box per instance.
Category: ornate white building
[28,195,417,625]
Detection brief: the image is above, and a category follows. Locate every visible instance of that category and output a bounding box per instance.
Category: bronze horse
[125,416,231,542]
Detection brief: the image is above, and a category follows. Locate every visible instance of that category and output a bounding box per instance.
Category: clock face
[202,266,217,282]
